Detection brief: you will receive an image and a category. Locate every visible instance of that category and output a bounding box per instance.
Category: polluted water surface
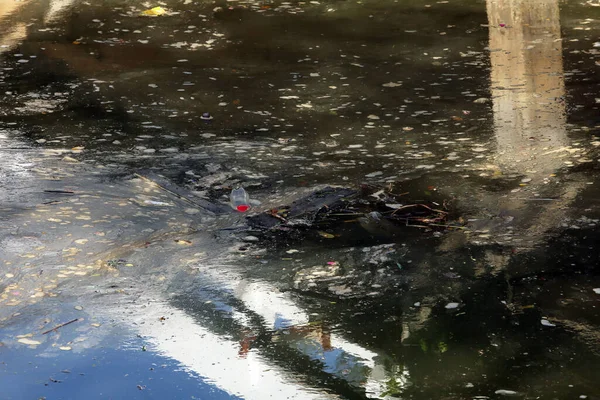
[0,0,600,399]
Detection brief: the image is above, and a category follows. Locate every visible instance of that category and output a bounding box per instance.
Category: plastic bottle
[230,187,251,212]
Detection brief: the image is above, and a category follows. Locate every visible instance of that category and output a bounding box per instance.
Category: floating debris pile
[246,184,459,242]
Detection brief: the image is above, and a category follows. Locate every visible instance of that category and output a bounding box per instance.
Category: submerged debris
[134,171,231,214]
[292,248,405,299]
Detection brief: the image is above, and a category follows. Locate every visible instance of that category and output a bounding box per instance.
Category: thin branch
[41,318,79,335]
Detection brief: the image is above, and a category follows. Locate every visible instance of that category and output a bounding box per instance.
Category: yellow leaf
[141,6,166,16]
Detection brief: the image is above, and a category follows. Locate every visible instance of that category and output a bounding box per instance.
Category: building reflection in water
[487,0,567,180]
[471,0,587,248]
[0,0,76,54]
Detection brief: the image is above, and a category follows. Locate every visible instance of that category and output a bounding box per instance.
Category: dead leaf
[317,231,335,239]
[141,6,167,16]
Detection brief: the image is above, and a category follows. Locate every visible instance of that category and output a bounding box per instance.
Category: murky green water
[1,0,600,399]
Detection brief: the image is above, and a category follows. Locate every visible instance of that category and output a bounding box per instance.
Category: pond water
[1,0,599,399]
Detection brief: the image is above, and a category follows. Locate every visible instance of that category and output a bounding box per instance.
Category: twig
[267,210,288,222]
[518,198,558,201]
[388,191,410,197]
[326,213,366,217]
[391,203,448,215]
[43,190,75,194]
[422,223,469,230]
[42,318,79,335]
[134,172,217,212]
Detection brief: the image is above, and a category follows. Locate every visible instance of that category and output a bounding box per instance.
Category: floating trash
[230,187,251,212]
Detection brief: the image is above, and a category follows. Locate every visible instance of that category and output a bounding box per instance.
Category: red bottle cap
[236,204,250,212]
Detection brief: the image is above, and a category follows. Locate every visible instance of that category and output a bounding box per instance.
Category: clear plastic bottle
[230,187,251,212]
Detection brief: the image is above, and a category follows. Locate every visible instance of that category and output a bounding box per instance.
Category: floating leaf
[18,338,41,345]
[437,341,448,353]
[495,390,518,396]
[317,231,335,239]
[141,6,166,16]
